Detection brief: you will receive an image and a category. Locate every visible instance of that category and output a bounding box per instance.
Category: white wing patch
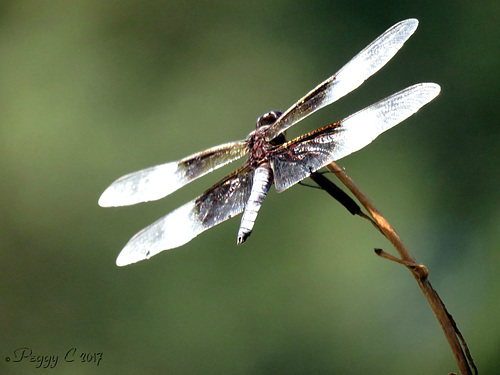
[99,162,181,207]
[115,200,202,266]
[99,140,247,207]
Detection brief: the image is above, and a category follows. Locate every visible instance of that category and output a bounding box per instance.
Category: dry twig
[324,162,477,375]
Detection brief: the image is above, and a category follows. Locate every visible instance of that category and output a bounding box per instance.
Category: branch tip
[374,249,429,279]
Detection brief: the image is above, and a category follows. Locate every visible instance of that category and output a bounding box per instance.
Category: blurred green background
[1,0,498,374]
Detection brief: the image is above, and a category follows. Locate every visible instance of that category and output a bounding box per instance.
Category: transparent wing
[270,83,441,192]
[264,18,419,141]
[98,140,248,207]
[115,165,254,266]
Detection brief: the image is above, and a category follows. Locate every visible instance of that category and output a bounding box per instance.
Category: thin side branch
[326,162,476,375]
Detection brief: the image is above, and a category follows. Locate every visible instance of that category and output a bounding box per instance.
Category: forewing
[264,19,419,141]
[271,83,441,192]
[99,140,248,207]
[115,165,254,266]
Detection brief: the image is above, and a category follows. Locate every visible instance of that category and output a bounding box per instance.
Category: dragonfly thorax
[247,110,286,164]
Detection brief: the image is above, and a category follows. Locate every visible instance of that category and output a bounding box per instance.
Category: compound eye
[256,110,282,128]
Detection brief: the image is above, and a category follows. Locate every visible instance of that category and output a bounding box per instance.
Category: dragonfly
[99,18,440,266]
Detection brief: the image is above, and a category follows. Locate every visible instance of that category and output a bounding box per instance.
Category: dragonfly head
[256,110,282,129]
[255,110,286,145]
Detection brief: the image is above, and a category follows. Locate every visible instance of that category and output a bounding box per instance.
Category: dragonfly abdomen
[237,162,273,245]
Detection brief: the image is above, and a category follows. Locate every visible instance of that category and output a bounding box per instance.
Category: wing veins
[115,164,254,266]
[264,18,419,141]
[270,83,440,192]
[99,140,248,207]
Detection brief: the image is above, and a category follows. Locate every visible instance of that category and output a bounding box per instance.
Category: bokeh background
[1,0,498,374]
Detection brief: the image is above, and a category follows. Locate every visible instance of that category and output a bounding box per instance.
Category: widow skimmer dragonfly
[99,18,440,266]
